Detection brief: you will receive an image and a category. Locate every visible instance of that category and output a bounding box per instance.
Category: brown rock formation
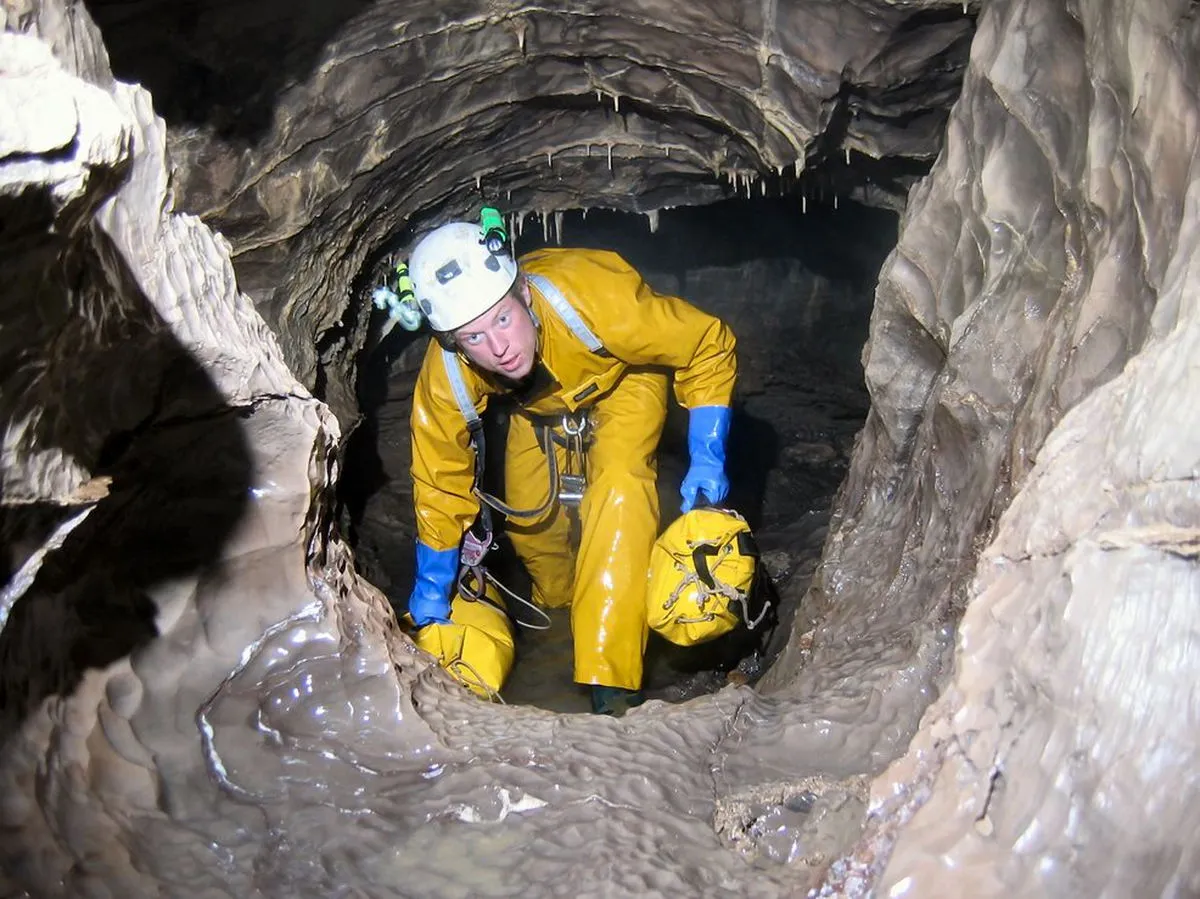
[1,0,1197,895]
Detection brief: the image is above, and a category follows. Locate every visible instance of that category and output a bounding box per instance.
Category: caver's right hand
[407,542,458,626]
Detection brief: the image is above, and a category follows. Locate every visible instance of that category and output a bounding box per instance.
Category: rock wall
[866,2,1200,894]
[0,10,427,895]
[1,0,1198,896]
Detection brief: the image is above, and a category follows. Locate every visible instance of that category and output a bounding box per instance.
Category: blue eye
[498,312,511,326]
[464,333,483,346]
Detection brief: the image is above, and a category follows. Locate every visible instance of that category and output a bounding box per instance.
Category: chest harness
[442,273,608,618]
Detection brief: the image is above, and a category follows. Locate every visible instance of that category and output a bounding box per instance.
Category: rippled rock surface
[2,0,1199,896]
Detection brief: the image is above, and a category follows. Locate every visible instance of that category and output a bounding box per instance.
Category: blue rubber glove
[680,405,731,513]
[408,542,458,626]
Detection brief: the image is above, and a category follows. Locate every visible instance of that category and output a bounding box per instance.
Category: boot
[590,685,645,716]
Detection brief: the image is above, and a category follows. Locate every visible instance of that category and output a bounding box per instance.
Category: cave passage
[9,0,1200,894]
[340,195,898,712]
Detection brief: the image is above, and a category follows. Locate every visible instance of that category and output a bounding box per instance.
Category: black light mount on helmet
[479,206,509,256]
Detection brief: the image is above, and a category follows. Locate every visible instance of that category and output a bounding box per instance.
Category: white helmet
[409,221,518,332]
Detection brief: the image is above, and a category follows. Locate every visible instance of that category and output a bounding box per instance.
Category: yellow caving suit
[410,248,737,690]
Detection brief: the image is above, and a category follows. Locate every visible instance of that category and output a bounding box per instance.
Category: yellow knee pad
[647,507,760,646]
[415,587,515,700]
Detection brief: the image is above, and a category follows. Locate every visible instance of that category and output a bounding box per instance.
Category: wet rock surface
[2,0,1200,897]
[715,775,870,873]
[84,0,972,423]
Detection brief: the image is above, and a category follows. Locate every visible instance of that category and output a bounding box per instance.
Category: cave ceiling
[86,0,975,420]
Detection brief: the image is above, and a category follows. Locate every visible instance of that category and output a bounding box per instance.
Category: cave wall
[2,0,1199,896]
[0,10,431,894]
[864,2,1200,894]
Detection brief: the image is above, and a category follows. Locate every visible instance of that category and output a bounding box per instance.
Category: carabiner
[561,413,588,437]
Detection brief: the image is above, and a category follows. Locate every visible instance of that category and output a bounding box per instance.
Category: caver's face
[453,282,537,380]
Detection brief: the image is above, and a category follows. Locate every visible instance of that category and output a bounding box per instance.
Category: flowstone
[3,0,1200,896]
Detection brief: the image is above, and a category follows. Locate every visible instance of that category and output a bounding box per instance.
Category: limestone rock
[2,0,1200,897]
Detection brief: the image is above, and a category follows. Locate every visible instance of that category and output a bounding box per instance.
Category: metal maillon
[555,410,591,507]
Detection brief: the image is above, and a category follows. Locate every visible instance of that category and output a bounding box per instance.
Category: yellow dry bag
[647,506,762,646]
[414,586,515,700]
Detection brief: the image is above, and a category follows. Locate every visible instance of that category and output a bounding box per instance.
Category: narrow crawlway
[8,4,1199,896]
[342,197,896,711]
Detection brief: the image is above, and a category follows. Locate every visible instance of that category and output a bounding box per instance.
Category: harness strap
[441,347,481,429]
[441,347,494,536]
[439,272,610,532]
[475,425,561,521]
[526,273,610,356]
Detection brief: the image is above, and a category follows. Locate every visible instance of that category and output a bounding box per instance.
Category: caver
[384,211,744,714]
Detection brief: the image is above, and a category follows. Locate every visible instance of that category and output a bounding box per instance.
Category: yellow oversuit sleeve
[536,250,737,409]
[410,340,486,551]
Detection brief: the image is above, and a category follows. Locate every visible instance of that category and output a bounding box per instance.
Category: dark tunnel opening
[338,194,898,711]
